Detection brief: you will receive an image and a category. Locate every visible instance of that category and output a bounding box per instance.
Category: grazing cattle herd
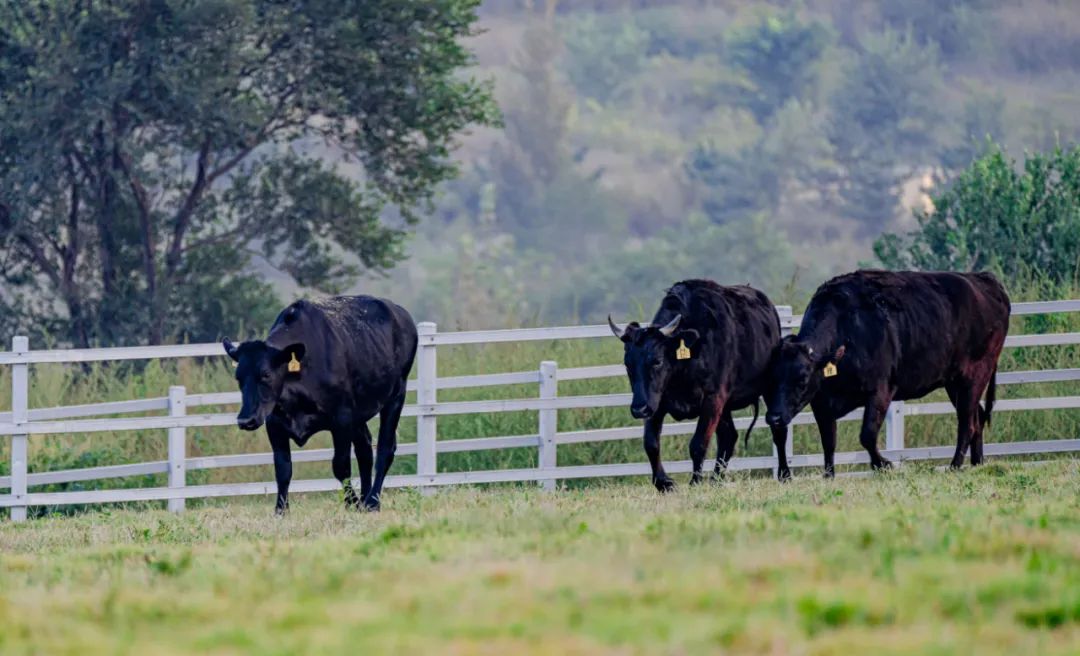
[225,269,1011,511]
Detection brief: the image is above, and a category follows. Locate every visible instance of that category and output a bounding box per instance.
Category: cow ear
[833,345,846,361]
[272,343,307,371]
[223,339,240,362]
[621,321,642,344]
[675,328,700,348]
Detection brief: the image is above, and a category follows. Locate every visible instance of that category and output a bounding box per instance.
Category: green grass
[0,461,1078,654]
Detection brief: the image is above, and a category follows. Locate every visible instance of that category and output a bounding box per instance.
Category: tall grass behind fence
[0,283,1078,509]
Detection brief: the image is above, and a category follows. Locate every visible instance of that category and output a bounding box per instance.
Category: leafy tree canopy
[0,0,498,346]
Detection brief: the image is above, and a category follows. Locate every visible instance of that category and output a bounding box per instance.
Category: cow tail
[744,398,760,448]
[983,366,997,428]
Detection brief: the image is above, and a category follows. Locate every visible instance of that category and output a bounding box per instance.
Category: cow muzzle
[236,414,263,431]
[631,403,654,420]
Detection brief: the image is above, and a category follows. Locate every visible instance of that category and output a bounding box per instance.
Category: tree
[725,11,831,122]
[874,144,1080,287]
[562,12,648,103]
[0,1,497,346]
[487,10,622,253]
[879,0,994,59]
[686,100,835,225]
[939,92,1006,171]
[828,30,944,236]
[557,211,798,322]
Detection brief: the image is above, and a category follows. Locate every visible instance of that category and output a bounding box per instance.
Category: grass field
[0,460,1078,654]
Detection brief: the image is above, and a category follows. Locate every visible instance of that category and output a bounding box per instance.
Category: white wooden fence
[1,301,1079,521]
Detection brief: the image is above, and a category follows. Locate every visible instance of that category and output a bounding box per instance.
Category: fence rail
[2,301,1079,520]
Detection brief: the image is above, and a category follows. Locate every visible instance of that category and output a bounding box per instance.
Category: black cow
[609,280,787,491]
[764,270,1010,475]
[223,296,417,513]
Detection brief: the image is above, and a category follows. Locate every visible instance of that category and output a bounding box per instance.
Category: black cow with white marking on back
[764,270,1010,475]
[224,296,417,514]
[609,280,788,490]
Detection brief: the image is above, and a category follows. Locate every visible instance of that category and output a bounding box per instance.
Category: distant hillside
[356,0,1080,325]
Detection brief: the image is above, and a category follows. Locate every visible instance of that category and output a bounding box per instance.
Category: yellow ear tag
[823,362,837,378]
[676,340,691,361]
[287,352,301,373]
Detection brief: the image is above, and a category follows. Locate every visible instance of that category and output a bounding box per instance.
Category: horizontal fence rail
[1,301,1079,519]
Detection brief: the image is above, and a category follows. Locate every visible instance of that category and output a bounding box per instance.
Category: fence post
[167,386,187,513]
[538,361,557,491]
[787,423,795,465]
[885,401,905,459]
[9,336,28,522]
[416,322,438,495]
[777,305,795,337]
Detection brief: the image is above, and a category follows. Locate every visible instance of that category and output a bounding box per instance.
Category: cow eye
[261,371,273,382]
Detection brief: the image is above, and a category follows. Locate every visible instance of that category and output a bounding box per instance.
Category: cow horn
[658,314,681,337]
[607,315,625,339]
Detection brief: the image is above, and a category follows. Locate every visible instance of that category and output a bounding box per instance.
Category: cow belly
[896,382,946,402]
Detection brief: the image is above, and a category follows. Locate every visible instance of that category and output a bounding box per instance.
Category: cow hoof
[822,468,835,480]
[362,493,381,512]
[777,469,792,483]
[872,459,893,472]
[689,473,705,486]
[274,506,289,517]
[654,477,676,493]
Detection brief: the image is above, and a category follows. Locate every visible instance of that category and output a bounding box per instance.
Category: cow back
[803,270,1010,398]
[267,295,419,405]
[652,280,781,405]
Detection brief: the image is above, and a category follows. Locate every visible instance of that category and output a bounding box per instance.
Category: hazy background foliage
[361,0,1080,329]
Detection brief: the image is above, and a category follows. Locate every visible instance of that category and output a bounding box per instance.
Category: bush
[875,143,1080,289]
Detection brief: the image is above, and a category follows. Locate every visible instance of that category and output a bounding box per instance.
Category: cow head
[223,338,307,431]
[609,314,700,419]
[764,336,845,427]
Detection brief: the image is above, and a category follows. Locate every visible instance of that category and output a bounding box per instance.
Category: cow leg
[331,428,359,509]
[947,380,980,469]
[770,422,792,481]
[366,386,406,511]
[712,411,738,478]
[944,383,966,469]
[643,412,674,492]
[968,366,996,467]
[267,420,292,515]
[812,398,837,479]
[859,391,893,471]
[689,396,724,485]
[970,407,986,467]
[352,422,374,502]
